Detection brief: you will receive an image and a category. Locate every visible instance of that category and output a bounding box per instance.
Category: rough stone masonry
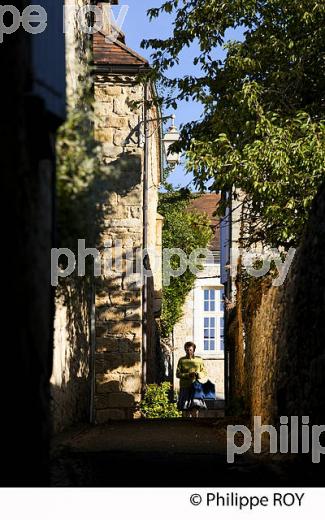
[94,76,144,422]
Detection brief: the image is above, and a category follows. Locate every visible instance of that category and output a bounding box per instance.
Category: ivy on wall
[158,189,213,337]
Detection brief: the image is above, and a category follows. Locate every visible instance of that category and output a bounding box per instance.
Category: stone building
[92,6,163,423]
[173,194,225,411]
[52,0,163,428]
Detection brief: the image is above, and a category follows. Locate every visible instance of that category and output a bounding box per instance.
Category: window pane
[204,340,209,351]
[220,337,224,351]
[204,289,209,300]
[206,253,214,264]
[210,317,215,327]
[204,317,209,327]
[209,289,215,300]
[204,301,209,311]
[210,301,215,312]
[204,329,209,338]
[220,317,224,333]
[220,289,224,311]
[210,340,215,350]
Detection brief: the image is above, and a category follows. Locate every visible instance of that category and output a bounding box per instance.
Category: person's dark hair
[184,341,196,351]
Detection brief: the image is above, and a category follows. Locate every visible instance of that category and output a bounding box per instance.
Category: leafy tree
[158,189,212,336]
[56,53,107,255]
[56,106,102,251]
[143,0,325,247]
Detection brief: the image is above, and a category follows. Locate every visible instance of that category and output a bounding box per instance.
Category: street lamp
[162,115,180,168]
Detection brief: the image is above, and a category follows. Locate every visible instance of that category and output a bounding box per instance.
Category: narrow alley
[2,0,324,495]
[50,417,322,487]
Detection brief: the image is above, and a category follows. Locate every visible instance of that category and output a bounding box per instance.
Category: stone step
[204,398,225,410]
[199,409,225,418]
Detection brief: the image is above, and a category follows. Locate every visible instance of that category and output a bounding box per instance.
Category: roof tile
[189,194,221,251]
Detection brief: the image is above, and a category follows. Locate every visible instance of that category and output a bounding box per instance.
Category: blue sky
[113,1,243,188]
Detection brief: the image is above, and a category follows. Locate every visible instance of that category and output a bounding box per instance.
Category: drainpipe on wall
[142,82,149,394]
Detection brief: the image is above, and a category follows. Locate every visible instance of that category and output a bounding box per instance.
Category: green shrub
[140,382,181,419]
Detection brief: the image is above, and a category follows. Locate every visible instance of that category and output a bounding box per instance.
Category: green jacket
[176,356,207,388]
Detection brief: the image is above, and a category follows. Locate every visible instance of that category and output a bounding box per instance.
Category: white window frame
[193,283,224,359]
[204,251,221,265]
[203,287,224,355]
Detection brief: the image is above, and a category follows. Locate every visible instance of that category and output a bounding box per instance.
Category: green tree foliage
[143,0,325,247]
[56,104,102,251]
[56,40,106,254]
[159,190,212,336]
[140,382,181,418]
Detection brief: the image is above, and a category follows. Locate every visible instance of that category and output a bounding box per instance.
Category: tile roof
[93,3,149,68]
[189,193,221,251]
[93,31,149,67]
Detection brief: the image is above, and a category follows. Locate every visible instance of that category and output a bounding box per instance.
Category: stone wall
[242,278,283,423]
[93,75,161,422]
[54,5,162,425]
[227,264,245,405]
[276,183,325,425]
[146,104,163,385]
[65,0,90,106]
[51,279,92,432]
[231,183,325,425]
[94,74,143,422]
[51,0,94,434]
[146,213,164,384]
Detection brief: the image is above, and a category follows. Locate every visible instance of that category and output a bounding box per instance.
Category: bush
[140,382,181,419]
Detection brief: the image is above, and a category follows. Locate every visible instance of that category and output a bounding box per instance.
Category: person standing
[176,341,207,418]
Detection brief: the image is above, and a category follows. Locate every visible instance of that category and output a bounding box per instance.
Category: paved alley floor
[51,418,323,487]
